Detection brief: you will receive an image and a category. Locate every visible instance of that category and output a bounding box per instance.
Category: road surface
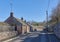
[6,32,60,42]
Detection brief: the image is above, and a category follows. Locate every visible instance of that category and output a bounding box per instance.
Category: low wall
[0,26,15,32]
[0,31,18,41]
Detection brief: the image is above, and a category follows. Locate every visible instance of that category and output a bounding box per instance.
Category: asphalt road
[8,32,60,42]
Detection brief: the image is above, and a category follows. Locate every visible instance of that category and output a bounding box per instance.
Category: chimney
[24,20,26,23]
[10,12,13,17]
[21,17,23,21]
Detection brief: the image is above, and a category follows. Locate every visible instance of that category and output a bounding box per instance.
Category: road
[6,32,60,42]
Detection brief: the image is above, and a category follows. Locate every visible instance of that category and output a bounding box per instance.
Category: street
[7,32,60,42]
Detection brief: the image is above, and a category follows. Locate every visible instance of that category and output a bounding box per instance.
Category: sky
[0,0,59,22]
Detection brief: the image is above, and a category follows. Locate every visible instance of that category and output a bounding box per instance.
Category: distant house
[4,12,32,34]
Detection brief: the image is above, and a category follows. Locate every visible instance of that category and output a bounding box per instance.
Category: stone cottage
[4,12,31,34]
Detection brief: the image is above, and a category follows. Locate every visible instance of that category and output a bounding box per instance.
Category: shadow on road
[23,34,60,42]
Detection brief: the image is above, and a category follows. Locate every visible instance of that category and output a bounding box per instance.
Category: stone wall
[22,25,27,34]
[0,26,18,41]
[0,26,15,32]
[32,26,45,31]
[54,23,60,38]
[0,31,18,41]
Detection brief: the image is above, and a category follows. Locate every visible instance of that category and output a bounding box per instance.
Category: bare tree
[50,3,60,25]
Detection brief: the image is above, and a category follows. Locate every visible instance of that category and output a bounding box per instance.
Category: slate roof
[4,12,30,26]
[0,22,10,26]
[15,18,27,25]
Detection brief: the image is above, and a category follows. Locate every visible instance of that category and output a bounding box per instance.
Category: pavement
[2,36,20,42]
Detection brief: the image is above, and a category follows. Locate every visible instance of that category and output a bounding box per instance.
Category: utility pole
[46,0,50,31]
[46,10,48,30]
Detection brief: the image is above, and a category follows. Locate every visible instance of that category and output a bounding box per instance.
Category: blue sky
[0,0,58,22]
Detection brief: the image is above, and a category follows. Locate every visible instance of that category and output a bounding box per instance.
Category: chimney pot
[10,12,13,17]
[21,17,23,20]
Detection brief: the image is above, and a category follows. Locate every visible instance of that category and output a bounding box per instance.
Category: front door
[15,25,17,31]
